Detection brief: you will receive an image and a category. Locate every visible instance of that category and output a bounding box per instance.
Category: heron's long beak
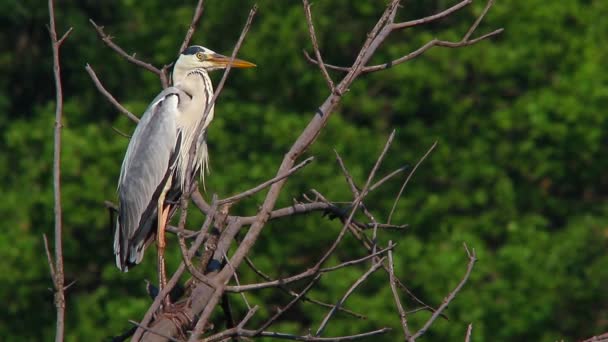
[208,53,256,68]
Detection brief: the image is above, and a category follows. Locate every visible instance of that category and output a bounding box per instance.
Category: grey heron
[113,45,254,296]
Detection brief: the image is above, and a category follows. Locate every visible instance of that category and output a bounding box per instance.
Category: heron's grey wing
[114,87,184,271]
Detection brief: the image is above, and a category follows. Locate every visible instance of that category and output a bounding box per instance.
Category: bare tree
[82,1,500,341]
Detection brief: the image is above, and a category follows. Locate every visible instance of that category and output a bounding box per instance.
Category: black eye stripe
[182,45,205,55]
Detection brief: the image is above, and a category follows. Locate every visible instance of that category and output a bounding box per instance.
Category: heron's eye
[196,52,205,60]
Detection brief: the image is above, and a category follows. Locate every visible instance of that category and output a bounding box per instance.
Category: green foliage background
[1,0,607,340]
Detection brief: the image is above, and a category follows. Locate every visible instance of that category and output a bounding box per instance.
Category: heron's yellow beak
[208,53,256,68]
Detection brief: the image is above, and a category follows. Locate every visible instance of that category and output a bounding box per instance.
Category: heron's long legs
[157,181,172,308]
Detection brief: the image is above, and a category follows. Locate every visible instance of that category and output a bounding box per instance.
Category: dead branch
[218,156,314,205]
[89,19,169,88]
[85,64,139,123]
[315,258,385,336]
[302,0,335,93]
[391,0,471,30]
[208,327,391,342]
[227,243,394,293]
[388,242,412,339]
[304,0,502,74]
[388,141,437,223]
[179,0,206,54]
[47,1,72,341]
[465,323,473,342]
[243,255,367,319]
[254,274,322,335]
[410,244,477,340]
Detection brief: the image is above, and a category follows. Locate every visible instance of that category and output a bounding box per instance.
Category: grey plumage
[113,46,255,271]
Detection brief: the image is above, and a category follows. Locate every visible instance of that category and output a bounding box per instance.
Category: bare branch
[302,0,335,92]
[228,244,393,293]
[243,255,367,319]
[254,274,322,335]
[218,156,314,205]
[202,306,259,342]
[207,327,390,342]
[89,19,167,87]
[388,243,412,339]
[48,1,72,340]
[223,251,251,310]
[315,258,385,337]
[410,244,477,340]
[388,141,437,223]
[179,0,206,54]
[43,234,57,290]
[85,64,139,123]
[369,165,408,192]
[463,0,495,41]
[304,0,502,74]
[465,323,473,342]
[391,0,471,30]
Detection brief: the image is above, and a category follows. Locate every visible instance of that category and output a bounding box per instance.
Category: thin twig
[410,244,477,340]
[465,323,473,342]
[85,64,139,123]
[202,306,259,342]
[229,244,393,293]
[302,0,335,92]
[218,156,314,205]
[223,251,251,310]
[243,255,367,319]
[48,1,72,340]
[207,327,390,342]
[463,0,495,41]
[303,0,502,75]
[315,258,385,337]
[369,165,408,192]
[388,141,437,223]
[254,274,322,335]
[391,0,472,30]
[179,0,206,54]
[89,19,167,87]
[388,243,412,339]
[42,234,56,280]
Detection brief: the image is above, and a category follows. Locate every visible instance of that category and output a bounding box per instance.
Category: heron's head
[173,45,255,82]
